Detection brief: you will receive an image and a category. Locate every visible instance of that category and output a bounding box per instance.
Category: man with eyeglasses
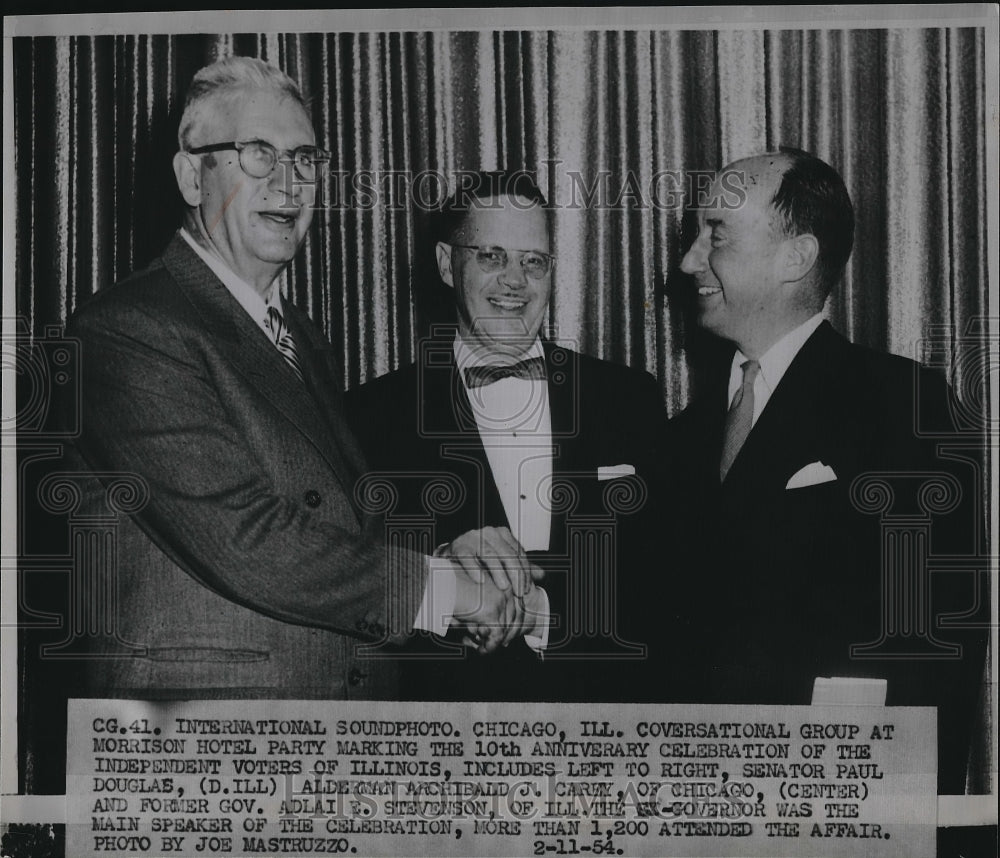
[347,171,670,702]
[62,57,534,704]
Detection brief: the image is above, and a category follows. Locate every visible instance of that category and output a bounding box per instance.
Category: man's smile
[487,294,530,311]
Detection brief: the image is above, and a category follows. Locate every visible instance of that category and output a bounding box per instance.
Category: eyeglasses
[186,139,330,181]
[451,244,555,279]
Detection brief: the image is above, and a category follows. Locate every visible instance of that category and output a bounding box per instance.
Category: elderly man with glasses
[346,171,670,703]
[63,57,536,704]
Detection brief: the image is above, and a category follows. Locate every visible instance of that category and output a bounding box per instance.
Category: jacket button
[348,668,368,687]
[356,619,369,633]
[304,490,322,507]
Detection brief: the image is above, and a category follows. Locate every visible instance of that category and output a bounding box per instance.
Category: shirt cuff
[523,586,550,652]
[412,556,457,637]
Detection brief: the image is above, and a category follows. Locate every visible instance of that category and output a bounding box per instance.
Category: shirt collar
[729,313,825,402]
[179,227,282,324]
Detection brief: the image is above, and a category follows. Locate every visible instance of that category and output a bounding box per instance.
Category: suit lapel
[544,343,581,552]
[281,305,366,498]
[161,235,362,516]
[544,343,575,452]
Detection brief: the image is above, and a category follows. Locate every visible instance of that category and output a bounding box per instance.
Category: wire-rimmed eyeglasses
[450,244,555,279]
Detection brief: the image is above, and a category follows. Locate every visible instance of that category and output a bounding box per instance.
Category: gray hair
[177,56,309,150]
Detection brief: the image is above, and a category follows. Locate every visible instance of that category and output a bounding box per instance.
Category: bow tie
[463,356,547,388]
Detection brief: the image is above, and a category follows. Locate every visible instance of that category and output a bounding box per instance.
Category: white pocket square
[785,461,837,489]
[597,464,635,481]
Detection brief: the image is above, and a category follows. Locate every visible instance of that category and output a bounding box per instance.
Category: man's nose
[680,235,707,274]
[266,160,300,198]
[500,257,529,287]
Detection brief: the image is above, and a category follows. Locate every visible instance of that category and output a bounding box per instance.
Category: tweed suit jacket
[63,234,429,700]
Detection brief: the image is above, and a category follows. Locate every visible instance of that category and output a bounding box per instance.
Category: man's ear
[780,233,819,283]
[436,241,455,288]
[173,151,203,207]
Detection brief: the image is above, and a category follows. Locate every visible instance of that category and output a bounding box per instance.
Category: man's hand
[452,564,536,654]
[439,526,544,598]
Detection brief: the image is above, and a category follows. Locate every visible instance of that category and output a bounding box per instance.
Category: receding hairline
[712,154,796,242]
[722,154,790,197]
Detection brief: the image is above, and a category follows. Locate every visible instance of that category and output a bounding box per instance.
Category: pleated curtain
[14,29,988,408]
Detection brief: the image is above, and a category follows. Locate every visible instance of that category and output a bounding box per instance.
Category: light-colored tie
[720,359,760,481]
[265,305,304,382]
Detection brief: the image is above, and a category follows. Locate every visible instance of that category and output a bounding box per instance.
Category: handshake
[438,526,547,655]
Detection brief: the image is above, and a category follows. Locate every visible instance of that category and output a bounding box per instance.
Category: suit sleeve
[67,296,428,643]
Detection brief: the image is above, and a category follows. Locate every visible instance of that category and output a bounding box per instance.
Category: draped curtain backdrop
[14,29,989,407]
[12,27,992,785]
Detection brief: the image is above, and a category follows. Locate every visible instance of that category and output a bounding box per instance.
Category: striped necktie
[265,305,304,383]
[720,359,760,481]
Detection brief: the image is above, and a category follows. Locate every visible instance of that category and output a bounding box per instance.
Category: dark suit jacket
[666,321,988,792]
[60,234,428,700]
[346,334,670,702]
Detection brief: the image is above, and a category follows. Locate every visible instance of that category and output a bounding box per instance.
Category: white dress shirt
[422,335,554,650]
[455,336,553,552]
[728,313,826,425]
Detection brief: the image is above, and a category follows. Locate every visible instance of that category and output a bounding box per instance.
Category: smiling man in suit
[61,57,535,705]
[670,148,987,792]
[347,171,669,702]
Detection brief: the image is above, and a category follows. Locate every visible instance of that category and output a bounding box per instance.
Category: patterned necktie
[720,359,760,481]
[464,355,547,388]
[264,305,304,383]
